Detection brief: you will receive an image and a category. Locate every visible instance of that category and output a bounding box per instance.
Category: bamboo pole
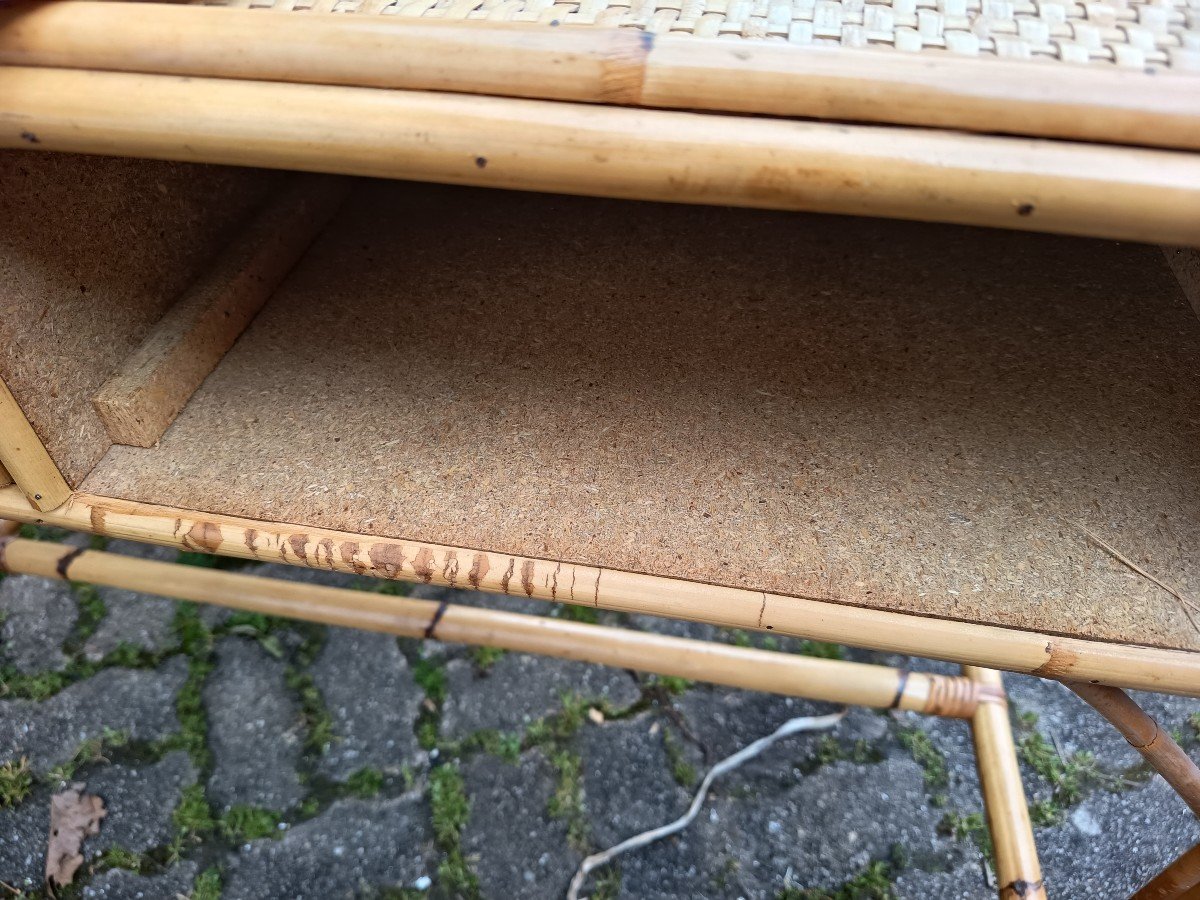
[3,486,1200,698]
[0,377,71,512]
[1133,842,1200,900]
[0,535,993,717]
[964,667,1046,900]
[3,67,1200,246]
[1,2,1197,151]
[1065,681,1200,819]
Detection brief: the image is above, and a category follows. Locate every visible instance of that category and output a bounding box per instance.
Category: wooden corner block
[93,174,351,447]
[0,377,71,511]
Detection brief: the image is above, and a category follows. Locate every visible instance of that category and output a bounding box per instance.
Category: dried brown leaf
[45,783,106,888]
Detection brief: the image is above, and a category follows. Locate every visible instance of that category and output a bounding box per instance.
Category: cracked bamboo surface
[3,67,1200,245]
[2,2,1198,149]
[2,486,1199,697]
[0,535,996,717]
[964,666,1046,900]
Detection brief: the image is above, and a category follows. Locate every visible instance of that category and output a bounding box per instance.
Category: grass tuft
[221,805,283,841]
[0,758,32,808]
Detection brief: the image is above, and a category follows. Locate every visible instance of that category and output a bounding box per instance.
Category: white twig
[566,709,847,900]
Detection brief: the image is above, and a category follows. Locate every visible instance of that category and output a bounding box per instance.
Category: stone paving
[0,527,1197,899]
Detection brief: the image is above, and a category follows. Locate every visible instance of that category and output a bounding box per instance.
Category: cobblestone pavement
[1,528,1197,899]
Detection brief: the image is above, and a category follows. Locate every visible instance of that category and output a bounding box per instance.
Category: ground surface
[0,528,1197,899]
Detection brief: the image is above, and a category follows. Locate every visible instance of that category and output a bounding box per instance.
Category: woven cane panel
[193,0,1200,71]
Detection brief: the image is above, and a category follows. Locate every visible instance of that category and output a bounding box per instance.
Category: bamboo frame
[964,666,1046,900]
[1065,681,1200,819]
[3,67,1200,247]
[3,486,1199,698]
[93,174,350,447]
[0,534,996,717]
[1134,842,1200,900]
[1,2,1197,151]
[0,377,71,512]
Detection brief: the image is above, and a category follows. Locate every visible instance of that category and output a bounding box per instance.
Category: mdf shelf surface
[77,179,1200,653]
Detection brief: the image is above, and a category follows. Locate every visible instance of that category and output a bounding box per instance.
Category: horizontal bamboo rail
[964,667,1046,900]
[0,534,993,717]
[3,67,1200,246]
[1065,681,1200,819]
[3,486,1199,697]
[1,2,1197,151]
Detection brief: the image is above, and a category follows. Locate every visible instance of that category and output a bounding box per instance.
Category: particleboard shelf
[79,180,1200,652]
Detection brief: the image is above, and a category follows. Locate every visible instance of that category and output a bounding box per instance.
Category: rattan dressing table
[1,1,1199,895]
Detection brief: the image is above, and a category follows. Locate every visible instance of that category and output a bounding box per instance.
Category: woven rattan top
[195,0,1200,71]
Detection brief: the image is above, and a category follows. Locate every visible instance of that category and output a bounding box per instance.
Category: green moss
[896,727,948,793]
[729,629,754,648]
[0,758,32,808]
[430,765,469,847]
[412,658,447,706]
[286,669,335,754]
[193,867,222,900]
[555,604,600,625]
[47,729,129,783]
[17,523,70,542]
[95,846,143,871]
[649,675,692,696]
[70,582,107,648]
[547,749,588,851]
[938,810,994,861]
[1190,712,1200,741]
[662,728,697,788]
[469,645,505,673]
[1018,731,1119,817]
[782,858,897,899]
[346,767,385,799]
[798,641,845,660]
[155,654,214,771]
[221,805,283,841]
[591,865,622,900]
[525,693,589,747]
[429,764,479,898]
[172,783,215,842]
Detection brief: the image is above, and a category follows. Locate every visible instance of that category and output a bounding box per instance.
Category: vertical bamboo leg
[1065,681,1200,819]
[1133,842,1200,900]
[963,666,1047,900]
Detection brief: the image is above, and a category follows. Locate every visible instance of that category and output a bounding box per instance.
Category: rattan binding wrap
[193,0,1200,71]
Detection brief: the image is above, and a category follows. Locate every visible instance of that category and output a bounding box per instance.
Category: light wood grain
[1066,681,1200,819]
[1,2,1198,150]
[2,485,1198,697]
[0,535,993,717]
[0,378,70,511]
[92,174,348,447]
[964,667,1046,900]
[3,67,1200,245]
